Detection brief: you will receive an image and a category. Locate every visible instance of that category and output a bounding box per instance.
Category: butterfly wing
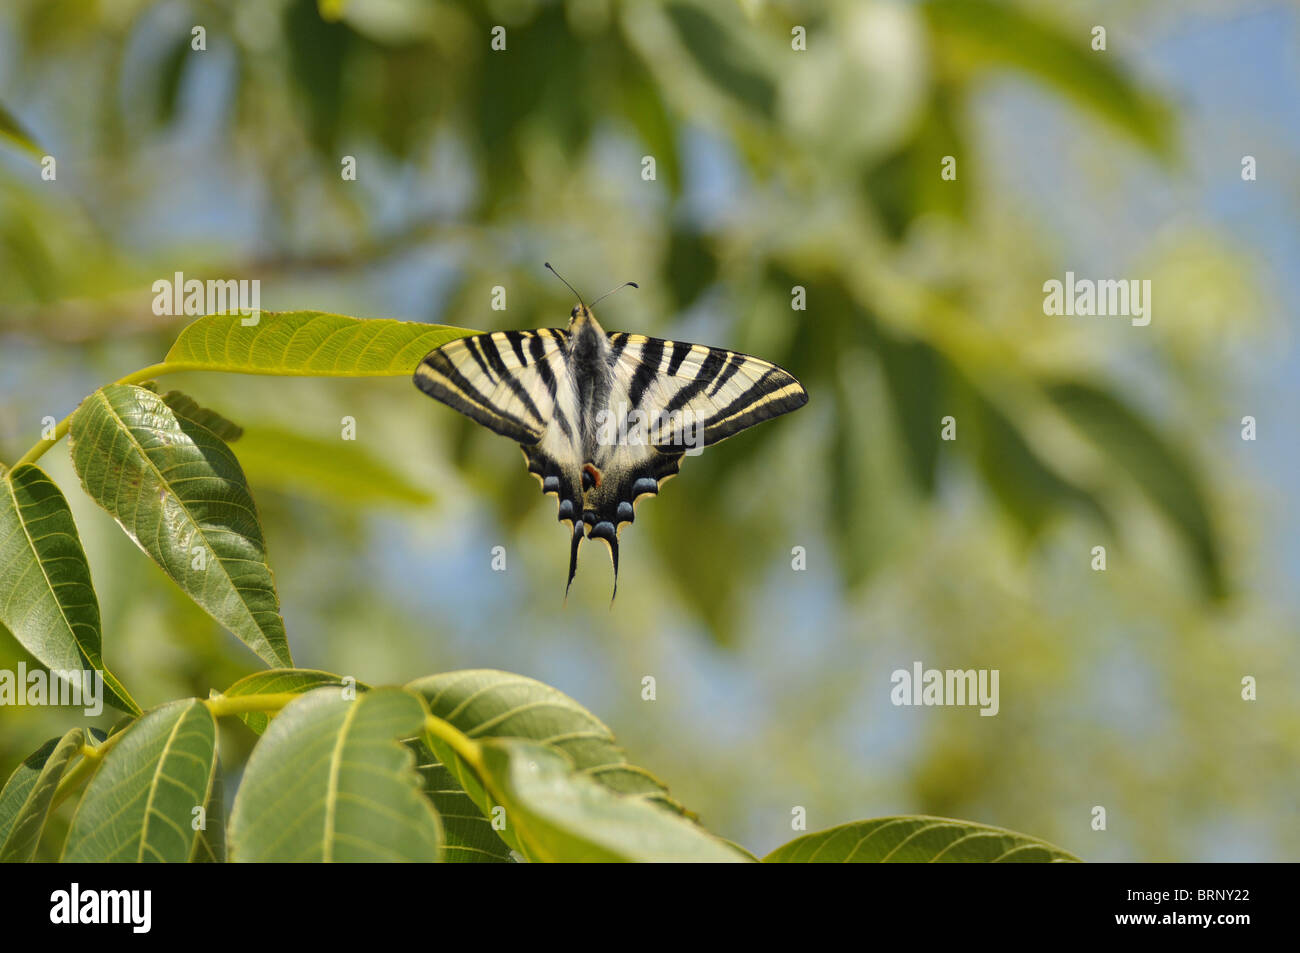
[612,334,810,450]
[413,328,572,445]
[415,326,808,602]
[579,333,808,594]
[415,328,590,592]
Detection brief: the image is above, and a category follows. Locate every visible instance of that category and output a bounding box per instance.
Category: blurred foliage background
[1,0,1297,860]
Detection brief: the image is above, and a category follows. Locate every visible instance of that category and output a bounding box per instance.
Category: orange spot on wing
[582,462,603,488]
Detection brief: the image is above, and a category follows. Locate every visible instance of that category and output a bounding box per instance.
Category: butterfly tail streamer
[564,521,583,603]
[584,519,620,605]
[608,536,620,606]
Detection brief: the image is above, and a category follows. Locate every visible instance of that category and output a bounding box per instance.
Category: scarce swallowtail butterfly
[413,264,808,602]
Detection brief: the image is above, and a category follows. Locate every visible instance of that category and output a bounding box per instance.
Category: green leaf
[153,32,190,126]
[0,740,52,848]
[62,699,218,862]
[617,59,682,193]
[285,0,351,155]
[233,426,432,507]
[876,333,943,495]
[228,688,443,862]
[923,0,1174,160]
[471,740,748,862]
[317,0,347,22]
[410,745,512,863]
[216,668,367,734]
[0,728,84,862]
[408,670,681,858]
[1046,380,1224,599]
[665,225,719,311]
[829,375,878,588]
[0,464,139,714]
[665,3,776,117]
[68,384,292,668]
[163,310,475,377]
[140,386,244,442]
[0,101,43,159]
[192,767,226,863]
[764,816,1081,863]
[864,89,970,235]
[409,670,676,803]
[967,385,1108,538]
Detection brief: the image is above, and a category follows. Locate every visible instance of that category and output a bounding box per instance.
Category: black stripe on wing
[615,335,808,451]
[414,329,568,446]
[698,366,808,445]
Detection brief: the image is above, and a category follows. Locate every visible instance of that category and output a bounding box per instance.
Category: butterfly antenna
[544,262,585,307]
[564,521,583,605]
[590,281,639,309]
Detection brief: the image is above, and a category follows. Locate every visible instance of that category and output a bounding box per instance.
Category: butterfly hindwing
[520,441,587,594]
[575,447,685,601]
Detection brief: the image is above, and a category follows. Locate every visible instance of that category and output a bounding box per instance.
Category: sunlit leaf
[68,385,292,668]
[0,728,84,862]
[63,700,218,862]
[410,745,512,863]
[470,740,747,863]
[409,669,683,859]
[228,687,443,862]
[410,670,677,803]
[216,667,366,734]
[162,310,475,377]
[0,464,138,714]
[764,816,1081,862]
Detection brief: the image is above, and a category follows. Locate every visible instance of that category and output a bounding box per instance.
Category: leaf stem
[12,417,71,469]
[423,713,486,775]
[50,733,125,810]
[205,692,304,718]
[11,362,193,469]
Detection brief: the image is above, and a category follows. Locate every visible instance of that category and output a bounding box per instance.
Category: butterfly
[413,264,808,601]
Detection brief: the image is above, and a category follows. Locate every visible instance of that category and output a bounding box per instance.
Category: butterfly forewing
[413,329,571,444]
[608,333,808,449]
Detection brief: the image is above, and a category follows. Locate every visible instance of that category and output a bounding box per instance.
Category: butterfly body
[415,300,807,600]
